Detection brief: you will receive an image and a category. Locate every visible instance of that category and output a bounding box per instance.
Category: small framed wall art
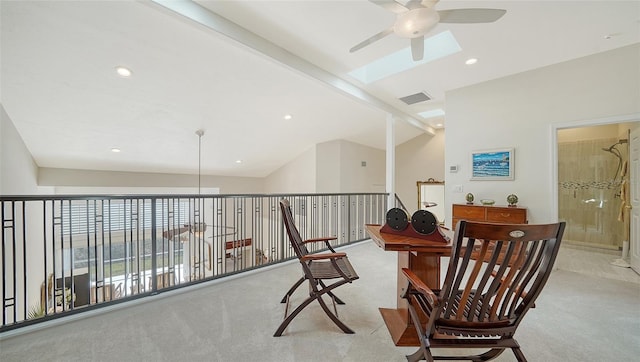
[470,148,514,181]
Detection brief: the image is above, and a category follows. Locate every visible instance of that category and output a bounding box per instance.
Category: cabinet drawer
[486,208,526,223]
[452,205,486,221]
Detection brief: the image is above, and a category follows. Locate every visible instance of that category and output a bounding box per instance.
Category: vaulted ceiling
[2,1,638,177]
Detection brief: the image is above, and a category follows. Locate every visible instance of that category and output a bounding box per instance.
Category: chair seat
[411,289,512,335]
[308,257,359,280]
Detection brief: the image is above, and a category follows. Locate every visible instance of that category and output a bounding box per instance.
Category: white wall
[53,186,219,195]
[315,140,342,192]
[1,104,40,195]
[445,43,640,226]
[264,145,316,193]
[39,168,263,194]
[396,130,445,212]
[315,139,386,193]
[337,140,386,193]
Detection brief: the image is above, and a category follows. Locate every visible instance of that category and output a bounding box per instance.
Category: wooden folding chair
[274,199,359,337]
[402,220,565,361]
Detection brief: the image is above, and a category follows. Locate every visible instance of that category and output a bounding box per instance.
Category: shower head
[602,144,622,160]
[603,139,628,154]
[601,139,625,181]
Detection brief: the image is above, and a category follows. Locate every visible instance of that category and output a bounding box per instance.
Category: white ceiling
[1,1,638,178]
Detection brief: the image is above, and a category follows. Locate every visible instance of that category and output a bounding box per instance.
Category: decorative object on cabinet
[470,148,514,180]
[507,193,519,207]
[452,203,527,230]
[480,199,495,206]
[465,193,474,204]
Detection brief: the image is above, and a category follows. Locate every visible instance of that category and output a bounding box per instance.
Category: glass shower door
[558,137,627,250]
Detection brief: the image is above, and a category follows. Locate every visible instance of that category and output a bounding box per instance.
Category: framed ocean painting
[470,148,514,180]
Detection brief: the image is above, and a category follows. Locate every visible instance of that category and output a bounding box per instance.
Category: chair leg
[475,348,507,361]
[280,276,305,303]
[428,348,507,362]
[274,293,317,337]
[274,291,354,337]
[316,294,354,334]
[283,294,291,320]
[406,349,422,362]
[319,280,345,304]
[405,294,434,362]
[330,292,338,317]
[511,347,527,362]
[406,346,434,362]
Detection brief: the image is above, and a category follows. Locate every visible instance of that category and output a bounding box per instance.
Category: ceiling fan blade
[419,0,440,9]
[411,36,424,61]
[438,8,506,23]
[369,0,408,14]
[350,27,394,53]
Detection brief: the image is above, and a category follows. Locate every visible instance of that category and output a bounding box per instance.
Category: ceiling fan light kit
[394,7,439,38]
[351,0,506,61]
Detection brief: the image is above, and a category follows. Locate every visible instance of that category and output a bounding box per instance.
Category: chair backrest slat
[455,240,490,319]
[279,199,310,258]
[490,241,528,320]
[478,241,516,321]
[503,239,540,318]
[443,237,476,318]
[467,240,502,322]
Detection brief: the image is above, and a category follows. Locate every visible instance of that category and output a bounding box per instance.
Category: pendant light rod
[195,129,205,194]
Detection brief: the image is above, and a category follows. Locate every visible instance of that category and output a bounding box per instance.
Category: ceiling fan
[350,0,506,61]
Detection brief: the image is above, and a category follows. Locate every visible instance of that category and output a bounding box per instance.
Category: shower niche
[557,125,630,251]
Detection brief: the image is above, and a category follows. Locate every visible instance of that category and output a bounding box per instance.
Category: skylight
[348,31,461,84]
[418,109,445,119]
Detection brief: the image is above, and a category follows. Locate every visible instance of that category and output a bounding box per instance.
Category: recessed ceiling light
[235,160,242,164]
[111,148,121,153]
[465,58,478,65]
[283,114,293,120]
[115,66,132,77]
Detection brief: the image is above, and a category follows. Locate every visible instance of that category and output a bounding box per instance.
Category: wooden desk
[365,224,452,346]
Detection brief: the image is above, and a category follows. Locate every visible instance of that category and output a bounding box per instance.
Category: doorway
[557,124,630,251]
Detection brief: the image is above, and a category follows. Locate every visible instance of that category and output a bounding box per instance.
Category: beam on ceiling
[150,0,435,136]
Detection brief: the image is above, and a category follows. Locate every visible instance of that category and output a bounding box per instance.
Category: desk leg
[379,251,440,346]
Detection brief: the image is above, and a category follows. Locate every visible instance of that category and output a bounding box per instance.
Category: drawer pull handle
[500,213,511,217]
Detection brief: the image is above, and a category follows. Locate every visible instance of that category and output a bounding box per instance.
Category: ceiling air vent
[399,92,431,105]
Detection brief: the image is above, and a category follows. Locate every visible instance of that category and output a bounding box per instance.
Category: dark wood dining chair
[274,199,359,337]
[401,220,565,361]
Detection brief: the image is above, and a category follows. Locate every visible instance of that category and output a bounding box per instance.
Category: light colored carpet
[1,240,639,361]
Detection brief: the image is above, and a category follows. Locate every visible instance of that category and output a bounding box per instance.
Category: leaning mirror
[417,178,445,225]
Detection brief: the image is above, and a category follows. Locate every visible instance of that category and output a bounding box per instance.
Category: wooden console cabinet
[452,203,527,229]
